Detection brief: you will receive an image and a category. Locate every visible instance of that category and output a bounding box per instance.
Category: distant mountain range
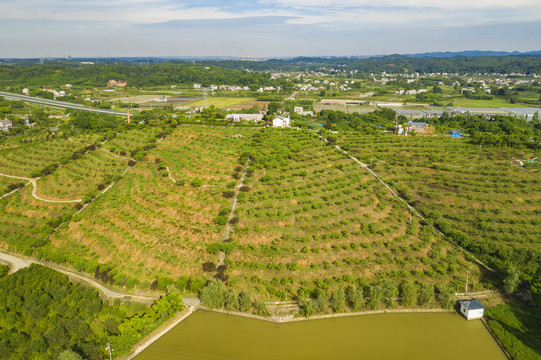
[401,50,541,58]
[2,51,541,64]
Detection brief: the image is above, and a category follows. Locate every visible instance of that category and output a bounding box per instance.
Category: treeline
[198,279,456,318]
[314,108,397,132]
[0,63,290,89]
[434,113,541,148]
[0,264,184,360]
[202,55,541,75]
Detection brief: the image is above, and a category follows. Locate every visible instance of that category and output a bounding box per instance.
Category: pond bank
[201,305,454,323]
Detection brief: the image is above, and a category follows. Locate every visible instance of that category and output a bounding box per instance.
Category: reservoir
[134,310,507,360]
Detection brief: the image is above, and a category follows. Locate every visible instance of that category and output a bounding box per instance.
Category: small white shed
[459,300,485,320]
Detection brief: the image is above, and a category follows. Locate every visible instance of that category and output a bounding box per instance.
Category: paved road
[0,91,128,117]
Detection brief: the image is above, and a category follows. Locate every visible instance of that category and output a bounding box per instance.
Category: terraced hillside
[338,134,541,278]
[0,125,484,298]
[49,126,254,286]
[0,138,83,177]
[226,130,476,298]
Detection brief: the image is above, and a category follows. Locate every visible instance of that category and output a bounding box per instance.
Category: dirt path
[0,173,83,203]
[217,160,250,267]
[0,250,159,304]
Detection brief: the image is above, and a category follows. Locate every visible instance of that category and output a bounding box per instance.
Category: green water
[135,310,507,360]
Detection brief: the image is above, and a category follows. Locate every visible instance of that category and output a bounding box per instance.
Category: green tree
[58,349,83,360]
[346,285,365,311]
[239,292,252,312]
[200,278,225,309]
[503,266,520,295]
[419,284,435,308]
[224,289,239,310]
[332,287,346,313]
[382,280,399,308]
[400,281,418,307]
[314,289,331,314]
[368,285,384,310]
[437,284,456,310]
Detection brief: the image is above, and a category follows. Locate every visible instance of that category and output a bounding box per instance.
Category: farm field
[226,130,477,298]
[35,148,128,200]
[0,138,83,177]
[0,185,77,250]
[0,125,489,298]
[452,98,528,108]
[49,125,255,286]
[314,104,377,113]
[104,126,163,155]
[187,97,257,109]
[338,134,541,276]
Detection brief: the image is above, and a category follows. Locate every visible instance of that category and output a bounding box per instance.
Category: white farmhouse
[0,118,13,132]
[459,300,485,320]
[272,116,290,128]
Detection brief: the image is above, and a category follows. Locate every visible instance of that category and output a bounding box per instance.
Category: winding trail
[328,140,494,272]
[0,173,83,203]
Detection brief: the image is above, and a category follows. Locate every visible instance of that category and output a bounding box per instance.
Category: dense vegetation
[485,298,541,360]
[0,264,183,360]
[204,55,541,75]
[0,63,291,89]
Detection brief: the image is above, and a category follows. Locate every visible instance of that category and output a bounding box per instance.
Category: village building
[272,115,290,128]
[226,114,264,122]
[459,300,485,320]
[0,118,12,132]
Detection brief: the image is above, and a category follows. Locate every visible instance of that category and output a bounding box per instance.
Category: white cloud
[0,0,540,28]
[260,0,541,10]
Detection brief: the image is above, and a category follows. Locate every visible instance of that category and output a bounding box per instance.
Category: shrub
[202,262,217,272]
[222,190,235,198]
[191,178,203,187]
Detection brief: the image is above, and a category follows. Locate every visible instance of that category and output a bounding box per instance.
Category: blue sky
[0,0,540,57]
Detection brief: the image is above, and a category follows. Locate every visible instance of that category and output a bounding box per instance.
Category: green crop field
[338,134,541,277]
[48,125,255,287]
[224,130,476,298]
[188,97,257,109]
[36,148,128,200]
[0,138,83,177]
[0,185,77,250]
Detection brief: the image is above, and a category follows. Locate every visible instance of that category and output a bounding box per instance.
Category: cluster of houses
[395,121,436,135]
[193,83,252,91]
[23,87,68,98]
[394,89,428,95]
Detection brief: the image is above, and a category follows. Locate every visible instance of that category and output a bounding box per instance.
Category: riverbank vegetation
[485,297,541,360]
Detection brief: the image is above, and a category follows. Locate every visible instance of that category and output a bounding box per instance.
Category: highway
[0,91,128,117]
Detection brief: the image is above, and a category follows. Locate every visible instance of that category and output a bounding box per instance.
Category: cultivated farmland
[338,134,541,277]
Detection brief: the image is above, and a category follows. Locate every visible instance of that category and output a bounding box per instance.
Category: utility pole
[105,341,113,360]
[465,271,470,293]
